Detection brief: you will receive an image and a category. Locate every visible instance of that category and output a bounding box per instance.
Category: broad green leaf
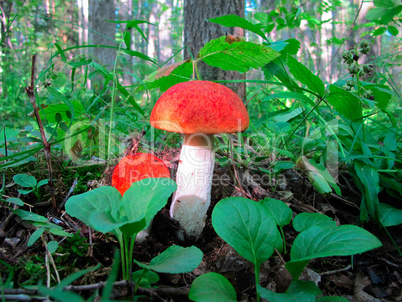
[326,85,362,122]
[212,197,279,266]
[260,198,292,227]
[18,188,34,195]
[65,186,122,229]
[273,107,304,123]
[47,87,75,127]
[132,270,160,288]
[257,280,321,302]
[37,179,49,188]
[378,203,402,227]
[286,225,382,279]
[189,273,237,302]
[47,241,59,253]
[198,36,280,73]
[387,25,399,36]
[28,228,46,246]
[362,84,393,110]
[143,61,193,92]
[14,209,48,223]
[49,228,72,237]
[354,161,380,221]
[120,178,176,228]
[5,197,24,206]
[88,206,129,234]
[119,218,147,238]
[267,39,300,55]
[38,101,85,124]
[293,213,336,232]
[13,174,37,188]
[0,129,19,145]
[209,14,268,41]
[287,55,325,97]
[135,245,203,274]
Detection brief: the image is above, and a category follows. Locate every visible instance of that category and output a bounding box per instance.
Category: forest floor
[0,148,401,302]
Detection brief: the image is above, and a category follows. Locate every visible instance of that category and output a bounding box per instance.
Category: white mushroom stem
[170,133,215,240]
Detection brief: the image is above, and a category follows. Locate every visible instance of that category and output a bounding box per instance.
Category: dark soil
[0,150,401,302]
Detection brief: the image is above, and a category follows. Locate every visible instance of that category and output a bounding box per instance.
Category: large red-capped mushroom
[150,80,249,240]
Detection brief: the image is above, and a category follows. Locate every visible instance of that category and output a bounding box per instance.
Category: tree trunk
[88,0,116,69]
[183,0,245,99]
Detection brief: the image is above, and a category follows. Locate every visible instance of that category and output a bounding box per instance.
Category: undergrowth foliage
[0,5,400,302]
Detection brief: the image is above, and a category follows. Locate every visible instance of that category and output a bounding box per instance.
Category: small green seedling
[13,174,49,202]
[189,197,382,302]
[65,177,203,283]
[14,209,72,253]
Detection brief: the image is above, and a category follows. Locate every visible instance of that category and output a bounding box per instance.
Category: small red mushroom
[150,80,249,240]
[112,153,170,196]
[112,153,170,241]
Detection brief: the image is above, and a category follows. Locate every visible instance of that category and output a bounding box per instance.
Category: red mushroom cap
[150,81,249,134]
[112,153,170,196]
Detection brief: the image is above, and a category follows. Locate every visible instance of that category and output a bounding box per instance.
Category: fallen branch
[1,281,190,301]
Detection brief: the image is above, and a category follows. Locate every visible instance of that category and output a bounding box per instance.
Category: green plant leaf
[37,179,49,188]
[5,197,24,206]
[89,206,134,234]
[18,188,34,195]
[14,209,48,223]
[120,178,177,229]
[387,25,399,36]
[118,218,147,238]
[47,241,59,253]
[260,198,292,227]
[212,197,279,266]
[378,203,402,227]
[354,161,380,222]
[297,156,332,195]
[28,228,46,246]
[198,36,280,73]
[257,280,321,302]
[65,186,122,230]
[52,43,67,62]
[132,270,160,288]
[209,14,268,41]
[326,85,362,122]
[189,272,237,302]
[287,55,325,97]
[135,245,203,274]
[13,174,37,188]
[49,228,72,237]
[293,213,336,232]
[142,61,193,92]
[47,87,75,127]
[116,83,145,116]
[286,225,382,279]
[306,158,341,195]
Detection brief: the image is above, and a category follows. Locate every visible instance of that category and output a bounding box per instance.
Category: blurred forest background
[1,0,400,129]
